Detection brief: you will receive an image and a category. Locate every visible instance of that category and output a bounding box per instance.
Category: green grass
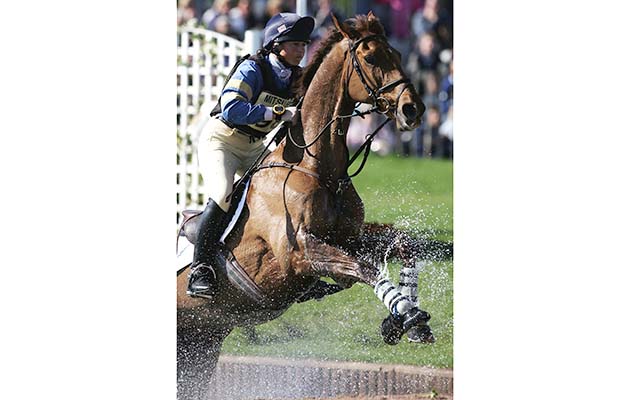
[222,155,453,368]
[353,155,453,241]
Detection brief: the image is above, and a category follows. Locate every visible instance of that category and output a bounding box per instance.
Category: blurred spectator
[347,112,373,150]
[312,0,345,40]
[405,71,440,157]
[177,0,197,26]
[347,107,396,156]
[202,0,231,31]
[438,59,453,118]
[410,0,451,50]
[420,71,440,109]
[229,0,259,39]
[213,14,239,38]
[437,47,452,77]
[419,105,441,157]
[387,0,423,60]
[263,0,290,26]
[400,128,414,157]
[437,105,453,159]
[306,0,344,61]
[406,32,440,87]
[249,0,268,27]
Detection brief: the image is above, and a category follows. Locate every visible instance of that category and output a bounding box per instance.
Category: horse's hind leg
[294,229,380,285]
[177,326,231,400]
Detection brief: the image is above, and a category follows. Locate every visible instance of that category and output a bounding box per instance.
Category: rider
[187,12,315,297]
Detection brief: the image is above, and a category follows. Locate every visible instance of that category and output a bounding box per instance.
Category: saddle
[177,178,250,249]
[177,177,344,305]
[178,209,202,246]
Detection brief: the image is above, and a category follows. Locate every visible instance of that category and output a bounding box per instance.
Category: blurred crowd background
[178,0,453,159]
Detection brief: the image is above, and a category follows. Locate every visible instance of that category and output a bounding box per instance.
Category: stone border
[205,355,453,399]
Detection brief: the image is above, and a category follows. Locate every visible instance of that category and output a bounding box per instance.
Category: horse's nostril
[402,103,417,120]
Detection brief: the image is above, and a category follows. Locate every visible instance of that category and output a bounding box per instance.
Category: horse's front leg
[345,223,436,344]
[291,229,432,345]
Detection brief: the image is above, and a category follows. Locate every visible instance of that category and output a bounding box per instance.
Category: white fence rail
[176,27,248,225]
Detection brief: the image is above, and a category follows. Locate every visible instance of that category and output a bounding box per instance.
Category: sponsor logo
[249,91,295,132]
[261,93,292,107]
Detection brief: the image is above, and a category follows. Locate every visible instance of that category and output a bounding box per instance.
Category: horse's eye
[364,54,376,65]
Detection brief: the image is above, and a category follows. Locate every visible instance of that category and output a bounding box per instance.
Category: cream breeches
[197,118,269,212]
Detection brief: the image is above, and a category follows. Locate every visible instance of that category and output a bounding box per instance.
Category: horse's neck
[301,46,354,182]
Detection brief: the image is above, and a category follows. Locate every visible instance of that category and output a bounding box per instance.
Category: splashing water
[206,168,453,398]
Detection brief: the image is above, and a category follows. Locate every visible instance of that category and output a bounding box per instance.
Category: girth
[254,161,320,181]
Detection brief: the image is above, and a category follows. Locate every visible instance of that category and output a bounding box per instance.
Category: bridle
[285,33,414,151]
[231,33,416,205]
[347,34,412,114]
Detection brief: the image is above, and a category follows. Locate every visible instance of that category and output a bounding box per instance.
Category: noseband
[348,34,412,113]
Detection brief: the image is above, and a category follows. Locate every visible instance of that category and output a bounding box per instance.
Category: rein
[225,122,288,202]
[346,117,391,178]
[286,103,379,149]
[244,33,411,201]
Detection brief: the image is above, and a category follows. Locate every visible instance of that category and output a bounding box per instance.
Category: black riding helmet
[263,13,315,50]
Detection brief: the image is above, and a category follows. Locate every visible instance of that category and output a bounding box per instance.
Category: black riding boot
[187,199,227,297]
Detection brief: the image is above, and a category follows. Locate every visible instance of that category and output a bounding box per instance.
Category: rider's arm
[220,60,273,124]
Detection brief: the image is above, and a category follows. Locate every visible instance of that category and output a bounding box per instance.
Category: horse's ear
[331,12,350,39]
[367,10,377,21]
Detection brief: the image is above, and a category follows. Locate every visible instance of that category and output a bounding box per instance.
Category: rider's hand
[280,106,297,122]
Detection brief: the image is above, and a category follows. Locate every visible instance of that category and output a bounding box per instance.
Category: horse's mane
[295,14,385,98]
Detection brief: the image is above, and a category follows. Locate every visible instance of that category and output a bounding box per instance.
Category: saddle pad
[176,240,194,274]
[221,179,250,243]
[176,179,251,273]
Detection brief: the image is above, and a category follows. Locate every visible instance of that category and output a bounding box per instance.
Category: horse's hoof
[380,315,404,345]
[402,307,431,333]
[407,324,436,344]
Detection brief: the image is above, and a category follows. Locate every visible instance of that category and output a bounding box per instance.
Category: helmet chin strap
[271,43,294,68]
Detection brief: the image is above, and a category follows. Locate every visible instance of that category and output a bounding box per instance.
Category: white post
[244,29,263,56]
[296,0,309,67]
[296,0,308,16]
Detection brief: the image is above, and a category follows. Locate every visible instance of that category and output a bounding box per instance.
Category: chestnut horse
[177,12,435,399]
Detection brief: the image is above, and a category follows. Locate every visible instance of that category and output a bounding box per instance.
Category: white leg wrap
[374,278,414,317]
[399,260,423,305]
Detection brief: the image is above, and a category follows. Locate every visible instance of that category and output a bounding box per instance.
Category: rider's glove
[280,106,297,122]
[270,104,297,122]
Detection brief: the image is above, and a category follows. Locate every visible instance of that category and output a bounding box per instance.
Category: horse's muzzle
[396,101,424,131]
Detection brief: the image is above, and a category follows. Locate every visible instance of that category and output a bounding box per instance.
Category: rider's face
[278,41,307,66]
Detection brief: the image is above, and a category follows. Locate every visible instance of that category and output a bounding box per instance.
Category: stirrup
[186,262,217,298]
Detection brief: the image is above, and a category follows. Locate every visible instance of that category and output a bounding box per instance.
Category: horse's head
[332,12,425,131]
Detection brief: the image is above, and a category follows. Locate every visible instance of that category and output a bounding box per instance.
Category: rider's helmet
[263,13,315,50]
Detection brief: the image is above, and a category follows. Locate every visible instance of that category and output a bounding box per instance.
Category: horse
[177,12,438,399]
